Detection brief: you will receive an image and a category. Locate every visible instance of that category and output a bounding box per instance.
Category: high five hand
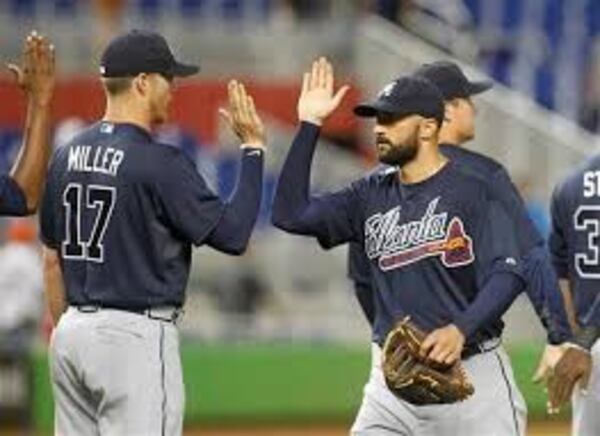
[220,80,266,149]
[8,30,55,106]
[297,57,350,126]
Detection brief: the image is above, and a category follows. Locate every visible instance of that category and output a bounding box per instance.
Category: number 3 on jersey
[574,205,600,278]
[62,183,116,263]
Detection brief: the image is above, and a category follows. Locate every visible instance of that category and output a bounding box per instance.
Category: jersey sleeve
[0,175,28,216]
[548,185,569,278]
[348,241,372,286]
[474,196,525,283]
[311,185,363,249]
[154,150,225,246]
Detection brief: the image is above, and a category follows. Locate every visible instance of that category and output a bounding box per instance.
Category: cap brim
[169,62,200,77]
[353,100,400,117]
[465,80,493,96]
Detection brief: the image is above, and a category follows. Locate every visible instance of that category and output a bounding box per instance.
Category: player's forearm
[10,99,52,213]
[42,247,66,326]
[207,148,264,255]
[454,271,525,339]
[522,247,573,344]
[271,121,321,233]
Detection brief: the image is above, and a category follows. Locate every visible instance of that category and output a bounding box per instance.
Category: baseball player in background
[347,61,574,385]
[2,31,54,215]
[39,30,266,436]
[272,57,528,435]
[543,152,600,434]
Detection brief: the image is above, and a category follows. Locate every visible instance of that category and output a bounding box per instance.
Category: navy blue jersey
[439,144,543,251]
[549,154,600,328]
[0,175,27,216]
[348,146,541,288]
[327,166,523,344]
[348,144,571,344]
[272,124,527,345]
[40,122,230,308]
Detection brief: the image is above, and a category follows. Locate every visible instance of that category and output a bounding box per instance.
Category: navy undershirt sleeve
[455,198,525,339]
[206,148,264,254]
[490,170,572,343]
[0,175,28,216]
[157,148,263,254]
[454,271,525,338]
[271,122,360,248]
[548,186,570,279]
[522,246,573,343]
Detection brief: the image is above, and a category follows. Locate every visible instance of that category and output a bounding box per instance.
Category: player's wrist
[240,142,266,151]
[298,115,323,126]
[451,318,471,340]
[571,326,600,351]
[28,93,53,108]
[241,143,266,153]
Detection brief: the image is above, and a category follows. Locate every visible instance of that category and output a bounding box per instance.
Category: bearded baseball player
[273,57,528,435]
[40,30,266,435]
[544,154,600,434]
[348,61,574,388]
[1,31,54,215]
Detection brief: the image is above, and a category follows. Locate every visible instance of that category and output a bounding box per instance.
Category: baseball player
[543,154,600,434]
[39,30,266,436]
[348,61,573,380]
[273,57,528,435]
[1,31,54,215]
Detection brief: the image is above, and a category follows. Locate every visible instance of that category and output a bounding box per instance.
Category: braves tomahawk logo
[364,197,474,271]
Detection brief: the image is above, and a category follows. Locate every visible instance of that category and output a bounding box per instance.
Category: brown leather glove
[382,317,475,405]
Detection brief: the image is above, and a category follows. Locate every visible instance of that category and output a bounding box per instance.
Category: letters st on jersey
[365,197,475,271]
[574,171,600,278]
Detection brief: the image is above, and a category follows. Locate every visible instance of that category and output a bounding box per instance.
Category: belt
[461,337,501,360]
[73,304,183,323]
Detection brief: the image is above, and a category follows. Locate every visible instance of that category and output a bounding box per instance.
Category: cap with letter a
[354,76,445,125]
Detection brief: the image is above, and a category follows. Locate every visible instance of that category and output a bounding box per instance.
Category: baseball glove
[382,317,475,405]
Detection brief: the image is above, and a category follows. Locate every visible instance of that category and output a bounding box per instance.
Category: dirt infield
[186,420,571,435]
[0,421,572,435]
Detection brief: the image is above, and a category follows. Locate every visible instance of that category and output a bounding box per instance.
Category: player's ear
[133,73,149,97]
[444,99,458,123]
[419,118,438,142]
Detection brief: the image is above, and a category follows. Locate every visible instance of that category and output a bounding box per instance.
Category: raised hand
[8,30,55,106]
[297,57,349,126]
[220,80,266,149]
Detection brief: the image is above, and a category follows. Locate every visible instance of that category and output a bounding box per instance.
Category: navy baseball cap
[414,61,492,100]
[354,76,444,124]
[100,30,199,78]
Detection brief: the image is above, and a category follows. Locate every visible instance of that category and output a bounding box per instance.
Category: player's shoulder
[350,165,396,192]
[553,153,600,203]
[440,144,507,178]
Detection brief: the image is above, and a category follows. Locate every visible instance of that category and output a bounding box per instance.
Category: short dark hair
[102,77,133,96]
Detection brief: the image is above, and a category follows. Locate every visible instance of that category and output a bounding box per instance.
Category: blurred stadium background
[0,0,599,435]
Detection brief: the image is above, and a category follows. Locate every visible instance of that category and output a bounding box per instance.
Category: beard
[376,134,419,167]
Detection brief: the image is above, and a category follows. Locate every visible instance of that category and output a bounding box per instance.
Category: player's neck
[103,99,152,134]
[399,150,448,184]
[438,126,465,146]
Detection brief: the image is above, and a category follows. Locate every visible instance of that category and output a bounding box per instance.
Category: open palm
[8,31,55,106]
[297,57,349,125]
